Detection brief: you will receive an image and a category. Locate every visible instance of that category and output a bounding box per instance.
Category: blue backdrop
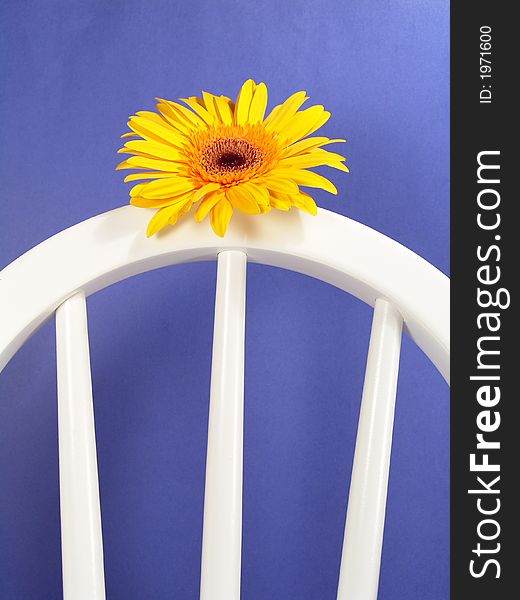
[0,1,449,598]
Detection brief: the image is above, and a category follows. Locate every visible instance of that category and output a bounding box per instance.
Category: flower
[117,79,348,237]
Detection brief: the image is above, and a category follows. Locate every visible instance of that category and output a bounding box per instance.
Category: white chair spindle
[337,298,403,600]
[200,250,247,600]
[55,291,105,600]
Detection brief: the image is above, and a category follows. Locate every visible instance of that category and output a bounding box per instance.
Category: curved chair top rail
[0,206,449,381]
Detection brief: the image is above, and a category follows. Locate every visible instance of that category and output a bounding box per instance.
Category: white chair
[0,206,449,600]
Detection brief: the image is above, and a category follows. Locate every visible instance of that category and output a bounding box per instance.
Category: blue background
[0,1,449,598]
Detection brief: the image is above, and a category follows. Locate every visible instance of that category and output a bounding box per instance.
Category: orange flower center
[203,138,264,174]
[186,124,279,185]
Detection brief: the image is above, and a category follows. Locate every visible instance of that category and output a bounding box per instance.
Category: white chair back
[0,207,449,600]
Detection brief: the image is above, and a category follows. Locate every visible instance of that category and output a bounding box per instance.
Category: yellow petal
[225,185,261,214]
[181,96,216,126]
[268,191,292,211]
[214,95,235,126]
[279,149,349,172]
[120,140,185,162]
[240,182,270,206]
[234,79,256,126]
[256,175,299,195]
[202,91,220,118]
[135,110,169,126]
[124,171,179,182]
[175,200,194,222]
[129,183,146,197]
[278,106,323,139]
[248,82,268,123]
[140,177,195,199]
[135,109,193,138]
[116,155,185,172]
[301,109,331,139]
[282,137,346,158]
[131,190,193,208]
[269,168,337,194]
[192,182,221,203]
[291,191,318,215]
[155,106,195,135]
[264,91,308,132]
[127,116,187,148]
[326,161,349,173]
[146,199,192,237]
[310,149,347,162]
[180,200,194,215]
[282,136,330,155]
[157,99,204,132]
[210,198,233,237]
[262,104,283,127]
[280,106,331,145]
[195,191,224,222]
[116,159,135,170]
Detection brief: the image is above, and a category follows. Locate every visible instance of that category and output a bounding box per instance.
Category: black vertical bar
[451,3,515,598]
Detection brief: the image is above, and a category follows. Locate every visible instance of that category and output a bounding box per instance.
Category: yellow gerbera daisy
[117,79,348,237]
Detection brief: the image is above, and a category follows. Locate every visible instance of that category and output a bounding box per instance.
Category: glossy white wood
[0,207,449,382]
[200,251,247,600]
[0,206,449,597]
[337,299,403,600]
[55,292,105,600]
